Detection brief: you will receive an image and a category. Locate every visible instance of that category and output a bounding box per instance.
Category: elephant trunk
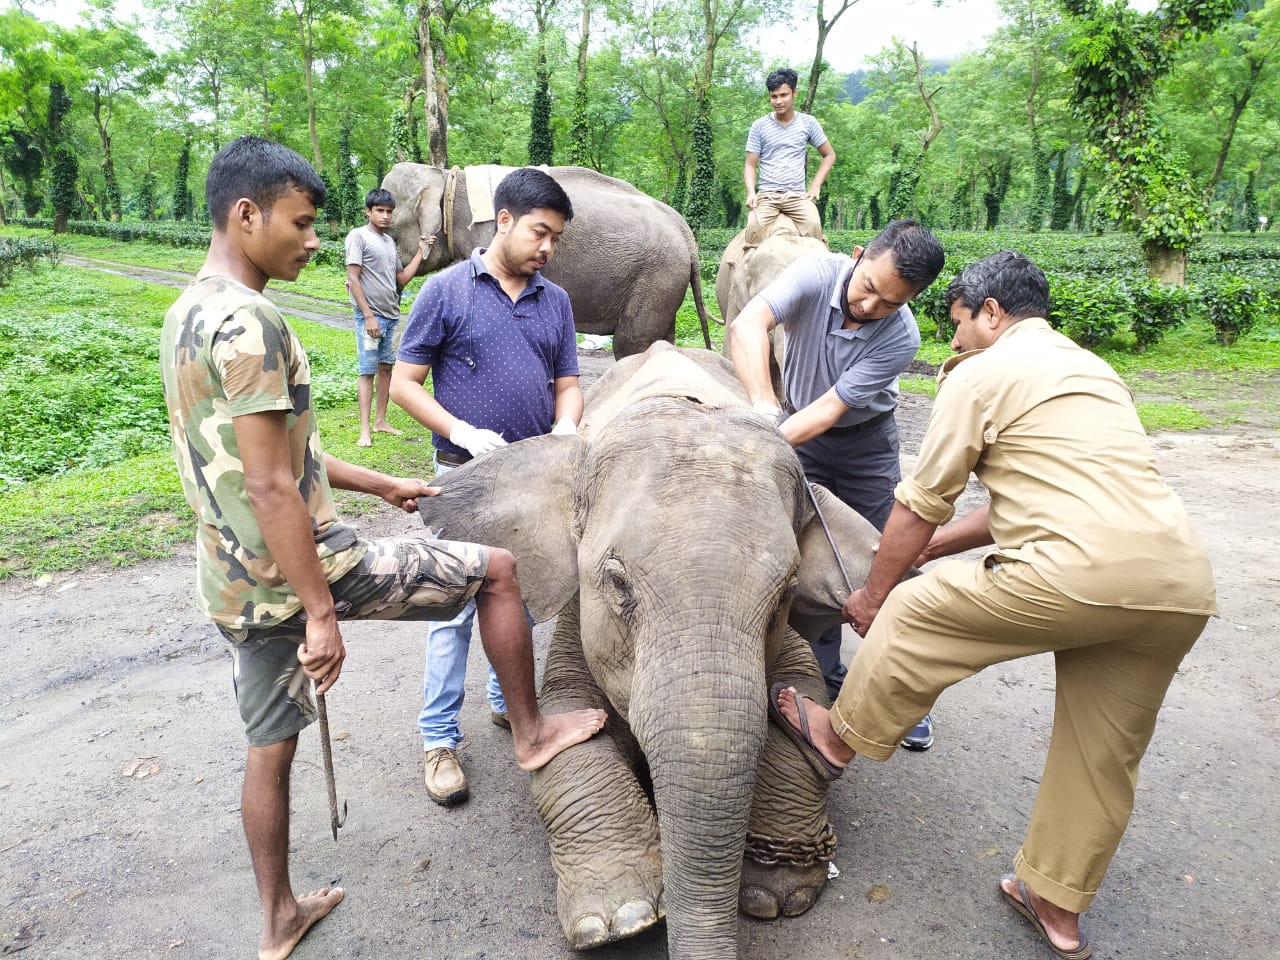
[628,614,768,960]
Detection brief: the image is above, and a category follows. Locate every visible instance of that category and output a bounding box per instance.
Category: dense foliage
[1,1,1277,242]
[0,235,58,286]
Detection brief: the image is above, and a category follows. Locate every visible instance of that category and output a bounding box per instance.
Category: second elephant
[381,162,712,357]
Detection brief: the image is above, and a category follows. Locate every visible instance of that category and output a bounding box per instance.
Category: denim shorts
[354,310,399,374]
[217,535,489,746]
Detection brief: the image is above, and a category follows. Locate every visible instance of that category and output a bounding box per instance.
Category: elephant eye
[601,556,631,609]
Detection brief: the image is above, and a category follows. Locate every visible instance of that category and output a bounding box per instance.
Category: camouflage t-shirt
[160,275,365,628]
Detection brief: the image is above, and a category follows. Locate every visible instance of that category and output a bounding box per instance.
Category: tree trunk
[288,1,323,171]
[419,0,450,167]
[802,0,859,115]
[1143,241,1187,285]
[92,85,122,222]
[568,0,591,165]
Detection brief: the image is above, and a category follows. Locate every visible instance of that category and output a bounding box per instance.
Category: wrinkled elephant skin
[418,343,883,960]
[381,163,710,357]
[716,226,829,401]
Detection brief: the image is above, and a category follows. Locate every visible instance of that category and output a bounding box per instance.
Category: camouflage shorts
[218,535,489,746]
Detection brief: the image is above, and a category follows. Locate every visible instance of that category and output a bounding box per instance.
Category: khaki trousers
[745,191,824,246]
[830,557,1208,913]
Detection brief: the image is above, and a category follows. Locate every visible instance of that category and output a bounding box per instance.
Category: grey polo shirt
[760,253,920,429]
[345,225,403,319]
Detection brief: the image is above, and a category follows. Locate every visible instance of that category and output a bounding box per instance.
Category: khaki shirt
[896,318,1215,614]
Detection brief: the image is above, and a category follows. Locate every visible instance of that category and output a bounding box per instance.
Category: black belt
[826,409,893,435]
[435,448,473,467]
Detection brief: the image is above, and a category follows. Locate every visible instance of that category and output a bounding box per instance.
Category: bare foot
[513,708,607,771]
[1000,875,1087,956]
[373,423,403,436]
[259,887,345,960]
[356,434,372,448]
[776,686,855,770]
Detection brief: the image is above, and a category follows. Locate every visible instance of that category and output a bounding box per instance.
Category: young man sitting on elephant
[743,67,836,248]
[771,250,1214,960]
[730,218,945,750]
[160,137,605,960]
[389,167,583,807]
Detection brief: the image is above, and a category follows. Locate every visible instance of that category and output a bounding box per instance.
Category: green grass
[1134,402,1213,431]
[0,261,438,579]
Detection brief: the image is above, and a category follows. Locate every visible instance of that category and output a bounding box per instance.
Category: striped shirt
[746,112,828,192]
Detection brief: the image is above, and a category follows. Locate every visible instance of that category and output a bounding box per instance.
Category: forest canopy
[1,0,1276,237]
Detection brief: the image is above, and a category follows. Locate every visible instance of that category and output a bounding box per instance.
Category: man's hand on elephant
[751,400,782,426]
[450,420,507,456]
[380,477,439,513]
[551,418,577,436]
[842,587,882,638]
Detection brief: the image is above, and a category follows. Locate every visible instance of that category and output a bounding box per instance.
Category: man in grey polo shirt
[730,219,944,748]
[744,67,836,246]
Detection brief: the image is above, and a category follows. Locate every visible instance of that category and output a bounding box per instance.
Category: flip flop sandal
[767,682,847,781]
[999,875,1093,960]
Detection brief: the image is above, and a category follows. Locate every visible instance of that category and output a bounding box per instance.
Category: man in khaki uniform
[771,250,1215,959]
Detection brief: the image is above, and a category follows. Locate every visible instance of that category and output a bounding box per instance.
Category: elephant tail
[689,254,713,350]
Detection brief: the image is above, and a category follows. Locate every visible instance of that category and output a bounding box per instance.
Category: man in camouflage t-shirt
[160,136,604,960]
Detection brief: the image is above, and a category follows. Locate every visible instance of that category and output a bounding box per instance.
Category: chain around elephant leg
[744,821,837,868]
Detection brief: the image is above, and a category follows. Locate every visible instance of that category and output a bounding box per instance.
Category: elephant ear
[417,435,582,622]
[383,163,445,269]
[790,483,882,641]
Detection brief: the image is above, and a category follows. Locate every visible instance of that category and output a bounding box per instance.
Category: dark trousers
[794,413,899,699]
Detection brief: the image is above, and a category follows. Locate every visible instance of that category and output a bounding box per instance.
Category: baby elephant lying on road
[419,343,883,960]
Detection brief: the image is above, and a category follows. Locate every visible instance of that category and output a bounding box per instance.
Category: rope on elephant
[744,822,837,867]
[444,166,461,262]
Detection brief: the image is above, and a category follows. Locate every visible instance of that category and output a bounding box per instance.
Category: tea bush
[0,236,59,288]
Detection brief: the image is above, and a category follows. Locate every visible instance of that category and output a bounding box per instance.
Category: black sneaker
[900,714,934,751]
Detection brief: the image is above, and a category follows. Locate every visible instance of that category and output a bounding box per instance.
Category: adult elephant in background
[716,218,827,400]
[418,342,888,960]
[381,163,712,357]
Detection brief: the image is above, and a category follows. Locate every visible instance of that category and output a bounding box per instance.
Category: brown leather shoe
[423,748,468,806]
[490,709,511,730]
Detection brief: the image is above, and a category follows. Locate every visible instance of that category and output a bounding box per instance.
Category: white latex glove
[752,400,782,426]
[551,418,578,436]
[449,420,507,456]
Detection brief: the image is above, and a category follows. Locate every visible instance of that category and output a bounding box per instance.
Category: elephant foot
[739,823,835,919]
[565,896,664,949]
[557,858,664,949]
[738,857,828,919]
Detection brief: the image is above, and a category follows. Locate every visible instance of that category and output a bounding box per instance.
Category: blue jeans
[419,457,506,749]
[419,600,507,750]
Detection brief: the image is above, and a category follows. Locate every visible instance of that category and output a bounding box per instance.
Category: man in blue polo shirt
[730,219,944,750]
[390,168,582,806]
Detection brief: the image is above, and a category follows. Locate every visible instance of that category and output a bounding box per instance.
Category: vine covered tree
[527,0,557,165]
[567,0,591,165]
[1060,0,1239,282]
[48,81,77,233]
[686,0,748,229]
[172,138,193,220]
[337,124,360,226]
